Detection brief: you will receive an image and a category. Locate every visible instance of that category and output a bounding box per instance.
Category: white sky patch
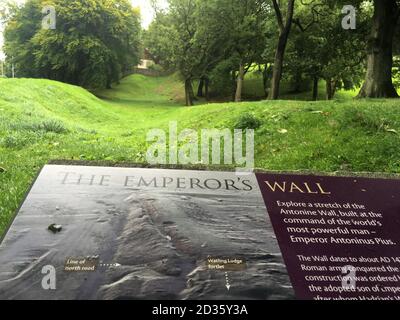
[0,0,162,60]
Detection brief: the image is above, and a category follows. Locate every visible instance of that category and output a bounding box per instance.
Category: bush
[148,63,165,73]
[235,113,262,130]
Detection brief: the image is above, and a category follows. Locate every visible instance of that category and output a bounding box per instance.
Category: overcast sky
[0,0,163,60]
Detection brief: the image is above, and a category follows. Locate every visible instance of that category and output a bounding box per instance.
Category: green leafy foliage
[393,56,400,89]
[235,112,262,130]
[3,0,141,89]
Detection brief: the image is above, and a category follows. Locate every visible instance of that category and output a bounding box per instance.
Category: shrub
[235,113,262,130]
[148,63,165,73]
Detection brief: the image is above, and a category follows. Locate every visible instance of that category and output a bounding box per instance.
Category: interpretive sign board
[257,173,400,300]
[0,165,399,300]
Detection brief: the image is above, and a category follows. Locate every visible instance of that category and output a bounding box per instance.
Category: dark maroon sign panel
[256,173,400,301]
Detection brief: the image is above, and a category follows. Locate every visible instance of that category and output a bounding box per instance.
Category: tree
[286,1,366,100]
[358,0,400,98]
[193,0,236,100]
[2,0,42,79]
[269,0,295,100]
[3,0,141,89]
[143,13,176,70]
[168,0,199,106]
[145,0,269,104]
[145,0,200,106]
[222,0,268,102]
[195,0,268,102]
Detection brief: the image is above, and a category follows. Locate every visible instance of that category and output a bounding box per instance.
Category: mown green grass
[1,74,400,236]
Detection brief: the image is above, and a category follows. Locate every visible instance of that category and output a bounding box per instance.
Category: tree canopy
[2,0,400,101]
[3,0,141,89]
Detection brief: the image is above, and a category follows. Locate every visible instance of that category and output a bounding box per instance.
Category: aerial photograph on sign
[0,166,294,299]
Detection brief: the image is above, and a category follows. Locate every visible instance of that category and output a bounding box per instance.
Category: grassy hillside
[1,74,400,235]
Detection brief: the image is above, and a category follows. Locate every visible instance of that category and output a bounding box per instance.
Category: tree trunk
[332,81,337,99]
[205,78,210,101]
[312,77,319,101]
[262,64,272,98]
[235,63,245,102]
[231,71,236,101]
[197,78,204,97]
[185,79,194,106]
[269,0,295,100]
[358,0,399,98]
[269,36,287,100]
[325,79,337,100]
